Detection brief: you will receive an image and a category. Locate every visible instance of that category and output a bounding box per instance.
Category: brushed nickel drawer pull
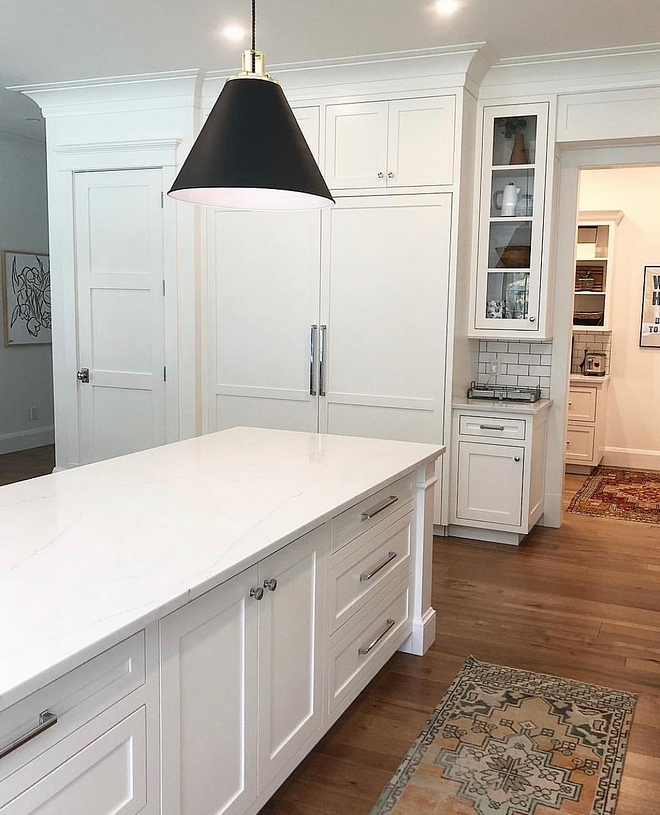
[360,551,398,582]
[479,424,505,431]
[360,495,398,520]
[0,711,57,760]
[358,619,396,656]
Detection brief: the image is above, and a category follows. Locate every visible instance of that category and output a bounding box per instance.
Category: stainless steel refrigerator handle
[309,325,318,396]
[319,325,327,397]
[0,711,57,760]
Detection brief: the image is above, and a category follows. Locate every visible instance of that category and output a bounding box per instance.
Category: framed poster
[640,265,660,348]
[1,250,51,346]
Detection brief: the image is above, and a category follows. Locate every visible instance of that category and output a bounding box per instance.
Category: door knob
[77,368,90,383]
[263,578,278,592]
[249,587,264,601]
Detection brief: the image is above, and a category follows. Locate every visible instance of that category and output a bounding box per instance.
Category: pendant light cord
[251,0,256,72]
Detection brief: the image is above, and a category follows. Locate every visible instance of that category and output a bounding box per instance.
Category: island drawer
[327,576,411,716]
[331,473,415,554]
[328,508,413,634]
[458,415,526,440]
[0,630,145,777]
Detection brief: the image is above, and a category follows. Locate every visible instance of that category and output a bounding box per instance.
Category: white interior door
[208,209,322,433]
[319,194,450,444]
[74,168,166,464]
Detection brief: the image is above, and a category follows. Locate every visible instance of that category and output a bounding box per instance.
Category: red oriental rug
[567,466,660,524]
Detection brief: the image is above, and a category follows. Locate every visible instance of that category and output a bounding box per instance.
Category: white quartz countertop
[0,427,443,709]
[569,374,610,384]
[452,398,553,415]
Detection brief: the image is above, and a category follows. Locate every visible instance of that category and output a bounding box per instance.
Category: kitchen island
[0,427,443,815]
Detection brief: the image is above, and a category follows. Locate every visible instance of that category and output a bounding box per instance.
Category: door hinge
[160,191,164,208]
[162,279,166,296]
[163,366,167,382]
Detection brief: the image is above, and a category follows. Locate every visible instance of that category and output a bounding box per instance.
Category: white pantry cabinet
[470,102,553,338]
[449,403,551,544]
[565,376,610,472]
[208,195,451,522]
[159,525,326,815]
[324,97,456,190]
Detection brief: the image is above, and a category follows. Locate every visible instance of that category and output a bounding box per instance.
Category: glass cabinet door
[474,103,550,332]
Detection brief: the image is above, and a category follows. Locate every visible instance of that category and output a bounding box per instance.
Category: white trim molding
[603,447,660,471]
[0,426,55,456]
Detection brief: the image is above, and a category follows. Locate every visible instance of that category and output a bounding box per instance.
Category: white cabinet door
[319,194,450,449]
[208,209,322,434]
[456,441,524,527]
[257,525,325,789]
[74,169,167,464]
[567,387,597,422]
[387,97,455,187]
[566,424,595,462]
[293,106,321,164]
[2,709,148,815]
[324,102,389,190]
[160,567,259,815]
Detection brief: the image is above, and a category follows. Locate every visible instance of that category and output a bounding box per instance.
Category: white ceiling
[1,0,660,138]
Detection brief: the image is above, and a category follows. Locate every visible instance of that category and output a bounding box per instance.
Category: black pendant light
[168,0,334,211]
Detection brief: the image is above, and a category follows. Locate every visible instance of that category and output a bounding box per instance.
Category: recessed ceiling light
[435,0,459,13]
[222,24,247,41]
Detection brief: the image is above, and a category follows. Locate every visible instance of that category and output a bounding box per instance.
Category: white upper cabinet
[470,102,552,337]
[293,106,321,164]
[325,97,455,191]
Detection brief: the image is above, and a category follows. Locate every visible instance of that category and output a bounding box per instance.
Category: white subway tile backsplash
[571,329,612,375]
[476,339,553,399]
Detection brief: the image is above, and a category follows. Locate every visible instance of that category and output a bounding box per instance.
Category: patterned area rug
[370,656,636,815]
[567,467,660,524]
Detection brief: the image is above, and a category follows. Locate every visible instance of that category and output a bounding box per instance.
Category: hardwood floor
[0,445,55,487]
[260,473,660,815]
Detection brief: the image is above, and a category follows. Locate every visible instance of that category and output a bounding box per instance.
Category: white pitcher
[493,182,521,217]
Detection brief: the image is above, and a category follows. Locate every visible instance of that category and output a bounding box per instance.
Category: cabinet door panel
[258,526,325,789]
[208,209,321,434]
[566,424,595,462]
[293,106,321,164]
[456,442,524,527]
[568,387,597,422]
[387,97,455,187]
[324,102,388,190]
[2,709,147,815]
[160,568,258,815]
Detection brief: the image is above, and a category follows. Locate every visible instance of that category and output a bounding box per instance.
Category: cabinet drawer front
[458,415,526,440]
[566,424,595,462]
[568,387,597,422]
[331,473,415,554]
[328,509,413,635]
[327,578,411,715]
[1,708,147,815]
[0,632,145,778]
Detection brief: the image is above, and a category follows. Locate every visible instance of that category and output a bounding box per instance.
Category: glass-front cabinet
[471,102,551,336]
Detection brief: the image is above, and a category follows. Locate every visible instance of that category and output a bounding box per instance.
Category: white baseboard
[603,447,660,471]
[0,426,55,456]
[399,607,436,656]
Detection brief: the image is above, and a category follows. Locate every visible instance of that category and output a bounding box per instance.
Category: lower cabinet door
[160,567,259,815]
[2,708,147,815]
[566,424,595,463]
[257,525,325,790]
[456,441,524,527]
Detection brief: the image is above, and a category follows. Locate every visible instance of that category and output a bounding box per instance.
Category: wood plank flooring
[0,445,55,486]
[260,472,660,815]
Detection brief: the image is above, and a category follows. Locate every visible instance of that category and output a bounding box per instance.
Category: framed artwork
[1,250,51,346]
[640,265,660,348]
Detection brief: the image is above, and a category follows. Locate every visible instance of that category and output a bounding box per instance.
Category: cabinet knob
[387,171,394,178]
[77,368,90,383]
[566,440,570,445]
[513,456,521,462]
[263,578,278,592]
[249,586,264,601]
[377,172,384,179]
[529,316,536,323]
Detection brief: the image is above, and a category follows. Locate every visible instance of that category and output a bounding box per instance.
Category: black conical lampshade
[169,62,334,211]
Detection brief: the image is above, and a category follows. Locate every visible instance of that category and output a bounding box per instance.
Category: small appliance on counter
[467,381,541,403]
[579,349,607,376]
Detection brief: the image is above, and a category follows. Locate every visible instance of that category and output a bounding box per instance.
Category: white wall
[0,132,53,454]
[579,166,660,470]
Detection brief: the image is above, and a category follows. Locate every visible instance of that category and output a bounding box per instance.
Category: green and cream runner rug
[370,656,636,815]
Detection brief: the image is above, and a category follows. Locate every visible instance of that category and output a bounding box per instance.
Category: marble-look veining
[0,427,443,709]
[452,398,553,415]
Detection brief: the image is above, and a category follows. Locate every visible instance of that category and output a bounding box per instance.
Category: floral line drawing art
[2,251,52,346]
